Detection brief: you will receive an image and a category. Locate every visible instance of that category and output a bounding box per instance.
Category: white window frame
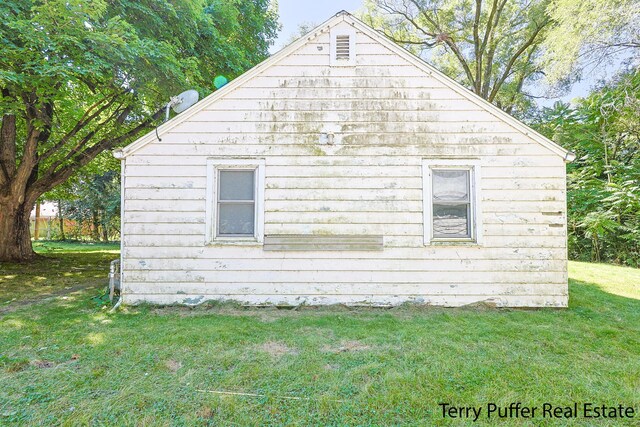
[330,26,356,67]
[206,158,265,244]
[422,159,482,245]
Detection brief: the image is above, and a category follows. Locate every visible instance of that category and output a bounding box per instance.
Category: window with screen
[432,169,471,238]
[422,161,481,244]
[217,170,255,236]
[207,159,265,243]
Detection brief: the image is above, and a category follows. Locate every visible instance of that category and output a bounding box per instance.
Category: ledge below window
[427,238,480,247]
[207,238,263,247]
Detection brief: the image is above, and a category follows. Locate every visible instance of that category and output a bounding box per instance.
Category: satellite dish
[171,90,199,113]
[165,89,199,121]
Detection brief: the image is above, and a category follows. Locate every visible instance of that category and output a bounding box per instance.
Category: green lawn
[0,242,639,425]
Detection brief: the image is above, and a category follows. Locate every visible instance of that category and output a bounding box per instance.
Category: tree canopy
[543,0,640,84]
[0,0,279,260]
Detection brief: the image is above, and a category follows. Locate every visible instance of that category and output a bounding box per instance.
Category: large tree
[0,0,278,260]
[361,0,551,114]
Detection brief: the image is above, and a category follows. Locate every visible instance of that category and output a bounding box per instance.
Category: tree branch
[378,0,437,39]
[38,102,131,181]
[404,0,476,88]
[488,19,548,103]
[12,94,53,195]
[442,38,477,89]
[0,89,17,186]
[508,48,538,111]
[481,43,497,98]
[0,118,16,186]
[481,0,508,96]
[479,0,501,55]
[473,0,482,93]
[386,36,438,46]
[39,91,126,162]
[32,107,164,196]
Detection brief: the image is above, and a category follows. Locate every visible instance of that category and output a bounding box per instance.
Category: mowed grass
[0,243,638,426]
[569,261,640,300]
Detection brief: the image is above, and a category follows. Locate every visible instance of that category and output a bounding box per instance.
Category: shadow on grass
[569,278,640,315]
[0,252,116,306]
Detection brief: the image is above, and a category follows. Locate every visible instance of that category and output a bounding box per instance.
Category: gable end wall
[120,21,568,307]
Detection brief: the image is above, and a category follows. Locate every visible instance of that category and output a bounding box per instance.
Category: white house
[114,12,573,307]
[30,202,58,220]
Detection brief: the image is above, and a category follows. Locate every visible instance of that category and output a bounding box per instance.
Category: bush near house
[0,243,638,425]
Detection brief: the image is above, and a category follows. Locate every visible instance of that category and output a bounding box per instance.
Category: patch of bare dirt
[258,341,299,357]
[297,326,336,339]
[149,303,359,322]
[196,406,217,419]
[30,360,55,369]
[462,300,500,310]
[322,340,372,354]
[164,359,182,373]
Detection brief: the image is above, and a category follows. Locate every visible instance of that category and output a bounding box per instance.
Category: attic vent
[335,35,351,60]
[330,27,356,66]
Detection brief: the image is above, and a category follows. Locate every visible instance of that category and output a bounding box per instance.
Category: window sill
[427,240,481,247]
[207,238,263,247]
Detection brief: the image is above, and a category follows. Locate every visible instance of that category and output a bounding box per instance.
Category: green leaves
[543,0,640,84]
[1,0,279,172]
[534,70,640,266]
[59,171,121,242]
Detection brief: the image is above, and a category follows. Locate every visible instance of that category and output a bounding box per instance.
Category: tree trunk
[101,222,109,243]
[34,201,41,240]
[91,211,100,241]
[0,198,37,261]
[57,199,66,240]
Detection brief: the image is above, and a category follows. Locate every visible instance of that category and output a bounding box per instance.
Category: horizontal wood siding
[122,21,568,307]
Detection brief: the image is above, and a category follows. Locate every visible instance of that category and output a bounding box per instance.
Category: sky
[271,1,606,107]
[272,0,363,53]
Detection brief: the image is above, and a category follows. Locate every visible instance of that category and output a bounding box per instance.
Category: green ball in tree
[214,75,228,89]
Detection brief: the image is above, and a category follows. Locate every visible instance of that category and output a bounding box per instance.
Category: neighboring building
[30,202,59,221]
[114,12,573,307]
[30,202,59,239]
